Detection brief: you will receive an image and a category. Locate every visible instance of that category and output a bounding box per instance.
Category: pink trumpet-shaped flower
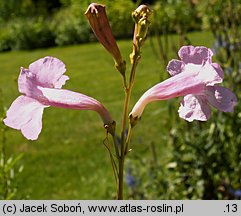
[130,46,237,122]
[4,57,113,140]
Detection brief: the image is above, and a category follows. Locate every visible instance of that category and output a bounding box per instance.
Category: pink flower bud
[85,3,123,68]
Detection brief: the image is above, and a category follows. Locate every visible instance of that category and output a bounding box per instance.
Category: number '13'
[226,204,237,212]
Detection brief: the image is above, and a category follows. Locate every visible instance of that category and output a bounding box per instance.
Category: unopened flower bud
[85,3,124,71]
[132,5,152,50]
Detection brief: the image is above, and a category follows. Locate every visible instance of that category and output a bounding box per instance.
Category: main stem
[118,88,131,200]
[117,51,140,200]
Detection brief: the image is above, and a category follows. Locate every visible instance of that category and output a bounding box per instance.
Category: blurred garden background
[0,0,241,199]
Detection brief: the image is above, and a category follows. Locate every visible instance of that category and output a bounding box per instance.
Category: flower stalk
[116,4,152,200]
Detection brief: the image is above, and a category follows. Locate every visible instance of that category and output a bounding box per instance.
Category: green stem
[118,89,131,200]
[117,51,141,200]
[124,126,132,155]
[122,74,128,91]
[103,138,119,196]
[111,133,120,159]
[117,154,124,199]
[129,51,140,88]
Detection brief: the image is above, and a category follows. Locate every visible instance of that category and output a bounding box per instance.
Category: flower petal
[212,62,224,80]
[28,56,68,88]
[166,59,184,76]
[38,87,113,125]
[205,86,237,112]
[18,64,69,98]
[195,63,223,86]
[178,95,211,122]
[3,96,46,140]
[18,68,30,94]
[148,70,204,100]
[54,75,69,89]
[130,70,205,118]
[168,46,223,85]
[178,46,213,65]
[18,68,42,97]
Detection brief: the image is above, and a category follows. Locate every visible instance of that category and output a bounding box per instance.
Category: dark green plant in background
[150,0,199,67]
[196,0,241,199]
[51,5,91,46]
[0,0,204,52]
[0,0,136,51]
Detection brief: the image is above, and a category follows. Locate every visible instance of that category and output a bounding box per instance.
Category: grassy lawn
[0,31,214,199]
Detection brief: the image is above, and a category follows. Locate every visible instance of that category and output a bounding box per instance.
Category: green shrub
[9,17,55,50]
[51,7,91,46]
[152,0,202,34]
[51,0,135,46]
[0,26,13,52]
[0,0,207,52]
[103,0,136,39]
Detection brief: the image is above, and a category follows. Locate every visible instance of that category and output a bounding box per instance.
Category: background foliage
[0,0,136,51]
[0,0,205,52]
